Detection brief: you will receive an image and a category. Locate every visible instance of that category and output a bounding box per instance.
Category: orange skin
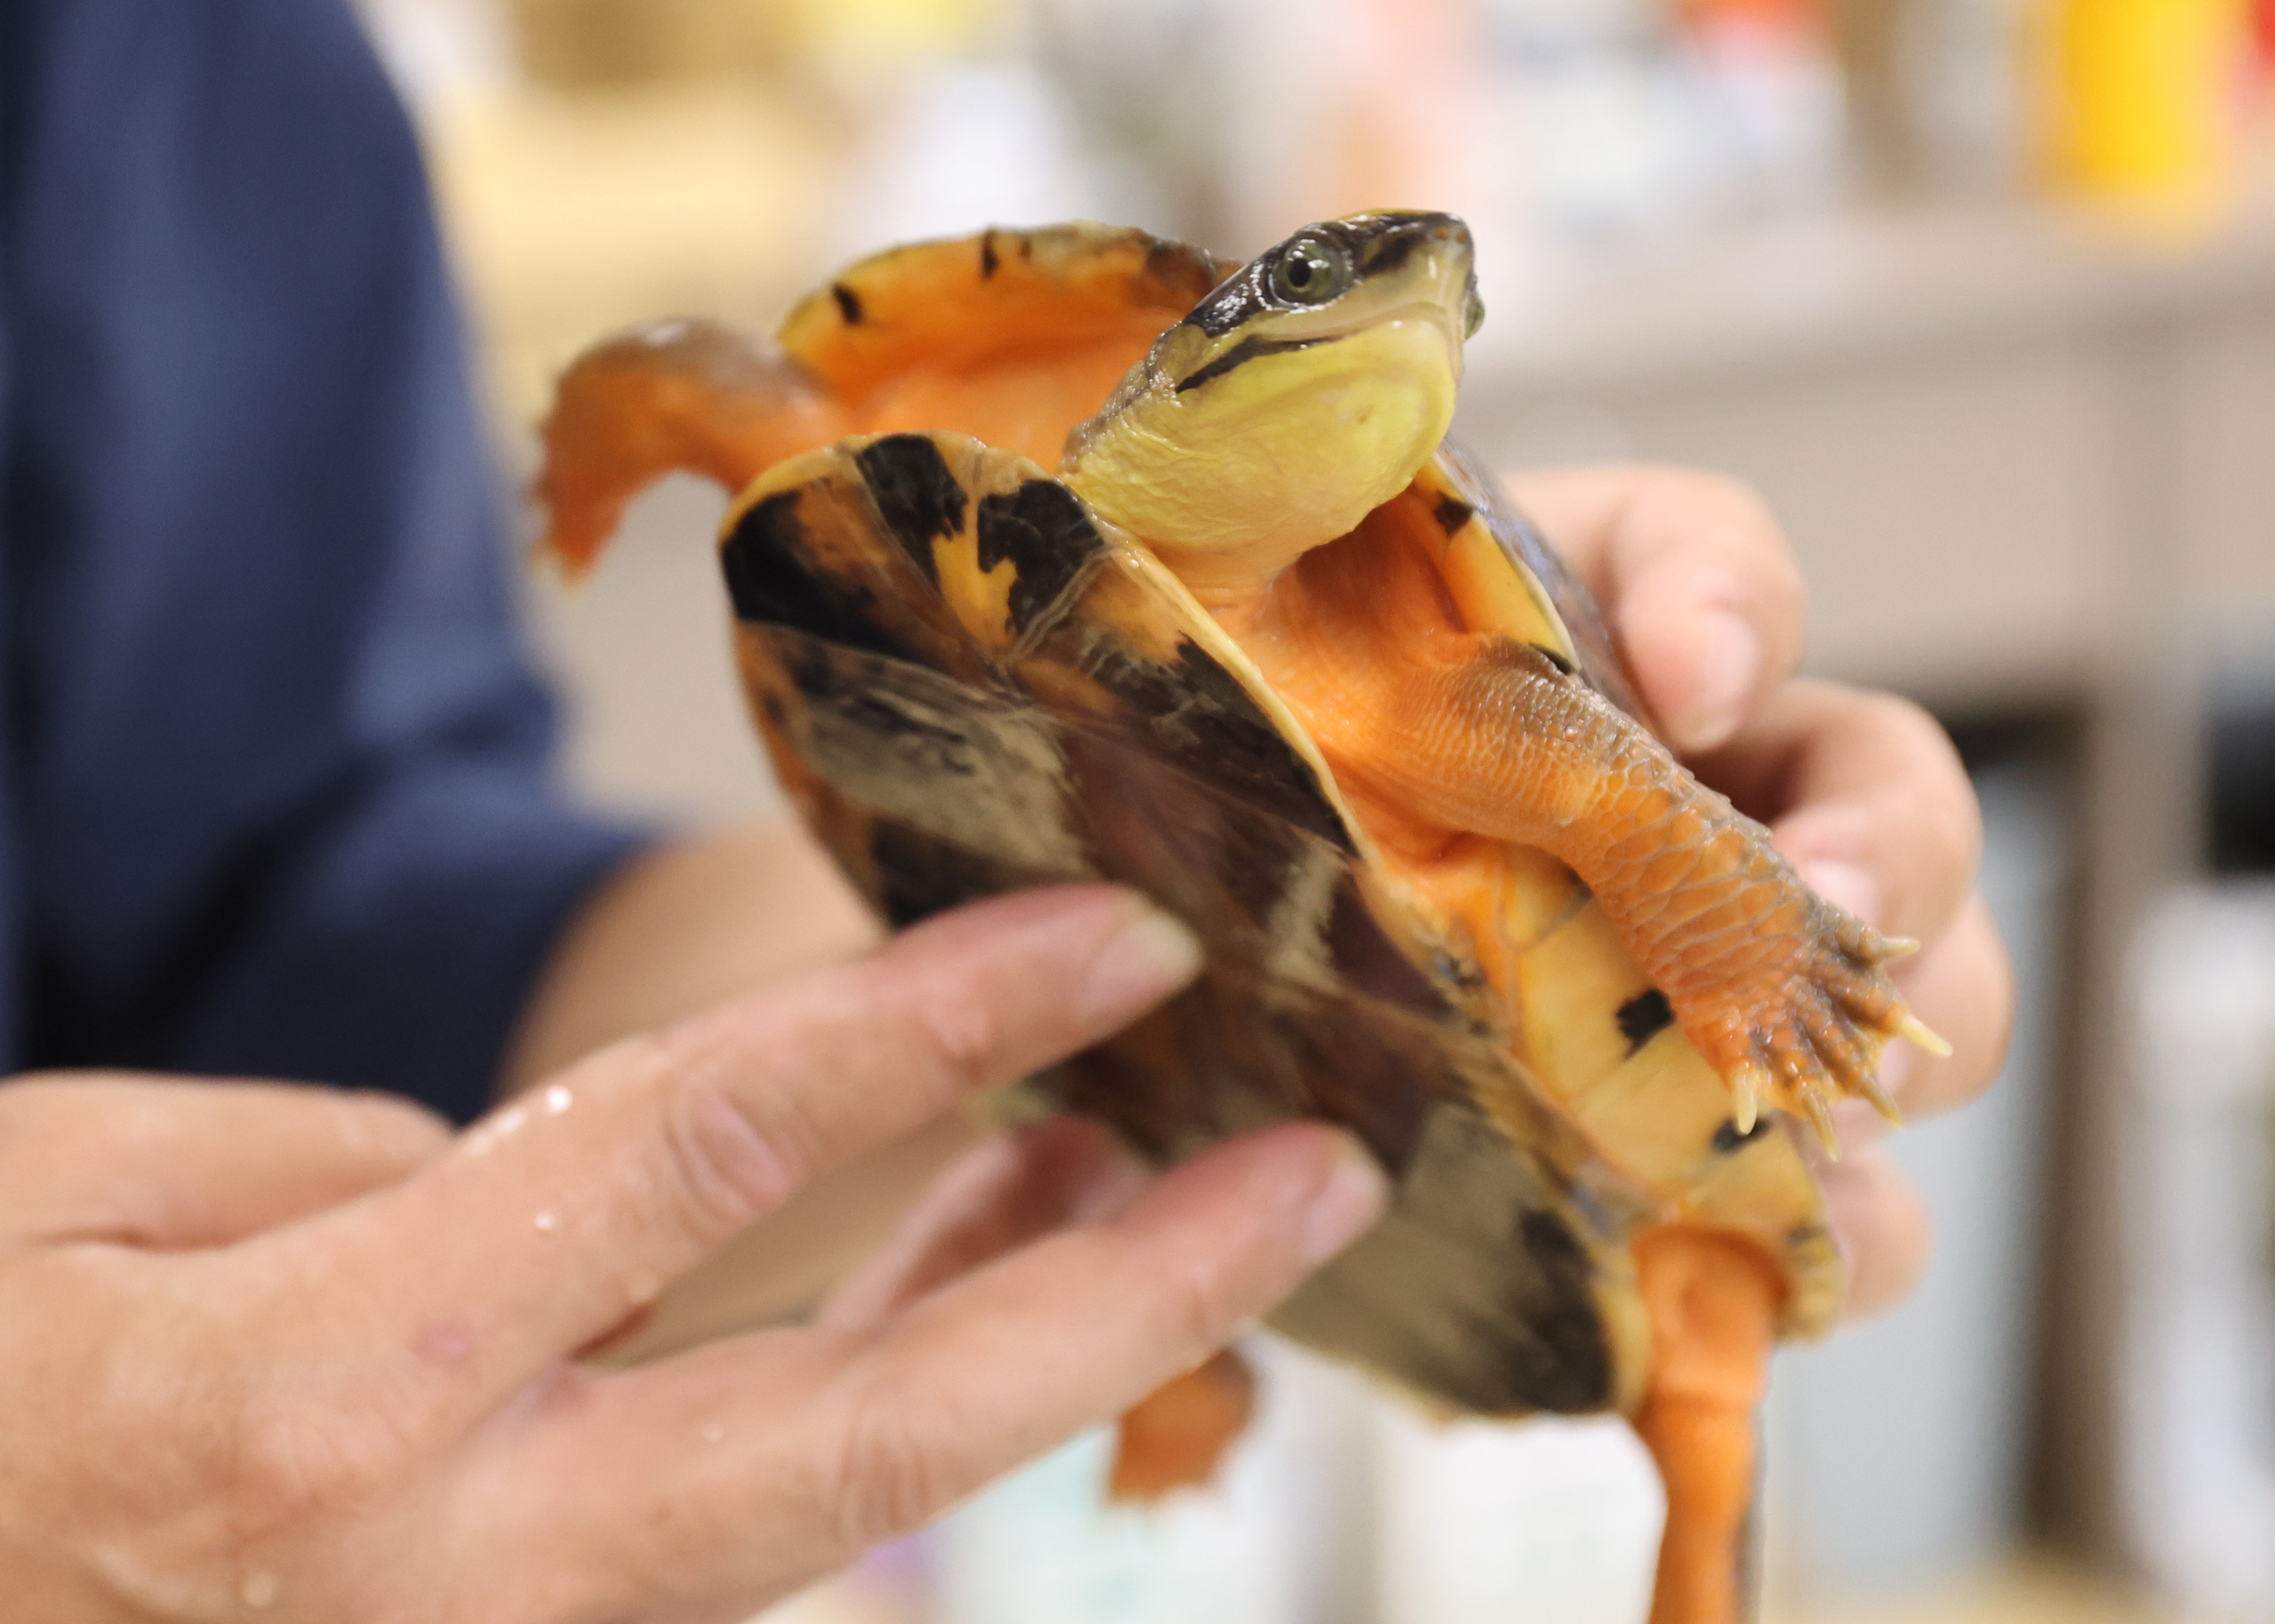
[1631,1229,1782,1624]
[1106,1348,1259,1502]
[535,314,1863,1618]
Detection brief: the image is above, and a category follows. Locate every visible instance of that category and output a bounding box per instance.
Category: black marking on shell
[1221,828,1306,932]
[979,230,1001,279]
[1176,334,1328,394]
[1507,1210,1613,1410]
[869,821,1032,928]
[1529,643,1578,677]
[853,436,967,587]
[831,282,862,324]
[1328,881,1453,1018]
[1712,1116,1775,1154]
[1178,639,1353,850]
[1430,950,1488,992]
[1511,1210,1619,1410]
[1433,493,1474,535]
[976,479,1105,632]
[1616,987,1673,1054]
[1434,440,1647,721]
[1269,1101,1622,1415]
[722,491,917,662]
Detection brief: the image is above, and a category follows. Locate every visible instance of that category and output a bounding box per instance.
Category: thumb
[0,1072,452,1248]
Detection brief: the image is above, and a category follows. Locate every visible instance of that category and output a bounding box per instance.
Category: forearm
[499,819,878,1092]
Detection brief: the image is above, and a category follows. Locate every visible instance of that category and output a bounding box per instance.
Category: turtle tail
[534,318,851,578]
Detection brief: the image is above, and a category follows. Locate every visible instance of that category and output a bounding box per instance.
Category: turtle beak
[1339,210,1477,356]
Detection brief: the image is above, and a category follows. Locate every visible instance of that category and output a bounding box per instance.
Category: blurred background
[348,1,2275,1620]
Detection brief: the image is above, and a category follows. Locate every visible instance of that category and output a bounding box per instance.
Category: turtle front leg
[536,318,851,577]
[1336,638,1942,1145]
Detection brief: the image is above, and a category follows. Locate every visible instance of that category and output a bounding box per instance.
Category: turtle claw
[1799,1082,1841,1159]
[1894,1011,1951,1058]
[1729,1065,1764,1137]
[1857,1071,1906,1128]
[1678,892,1940,1147]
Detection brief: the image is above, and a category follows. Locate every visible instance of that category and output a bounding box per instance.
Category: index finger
[269,886,1201,1420]
[1501,464,1808,754]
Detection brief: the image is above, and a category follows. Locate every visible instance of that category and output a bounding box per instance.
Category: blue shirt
[0,1,644,1122]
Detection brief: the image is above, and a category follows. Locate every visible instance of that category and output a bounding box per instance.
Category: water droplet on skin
[700,1422,727,1444]
[533,1210,558,1233]
[466,1103,531,1158]
[543,1084,573,1116]
[241,1570,281,1608]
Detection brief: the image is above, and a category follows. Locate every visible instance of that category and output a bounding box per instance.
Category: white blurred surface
[2122,886,2275,1620]
[1764,763,2070,1588]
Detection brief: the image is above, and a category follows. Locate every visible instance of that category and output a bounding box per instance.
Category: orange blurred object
[1671,0,1831,32]
[1107,1349,1259,1503]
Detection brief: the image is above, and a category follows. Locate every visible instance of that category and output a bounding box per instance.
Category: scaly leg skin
[535,318,850,577]
[1341,639,1945,1147]
[1107,1348,1258,1502]
[1632,1228,1781,1624]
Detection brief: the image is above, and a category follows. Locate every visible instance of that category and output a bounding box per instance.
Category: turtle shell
[728,427,1656,1414]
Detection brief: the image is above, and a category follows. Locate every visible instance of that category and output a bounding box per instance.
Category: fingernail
[1299,1133,1391,1266]
[1671,608,1759,753]
[1799,860,1883,930]
[1079,905,1204,1024]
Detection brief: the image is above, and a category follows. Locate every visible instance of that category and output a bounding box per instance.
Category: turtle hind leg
[1630,1228,1781,1624]
[536,318,852,577]
[1107,1348,1257,1502]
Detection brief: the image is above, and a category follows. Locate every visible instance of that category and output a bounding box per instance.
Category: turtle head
[1063,211,1481,599]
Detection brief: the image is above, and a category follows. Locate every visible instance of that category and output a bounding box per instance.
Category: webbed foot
[1673,883,1947,1155]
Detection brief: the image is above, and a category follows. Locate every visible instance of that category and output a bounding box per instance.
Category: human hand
[1504,464,2013,1320]
[0,887,1387,1624]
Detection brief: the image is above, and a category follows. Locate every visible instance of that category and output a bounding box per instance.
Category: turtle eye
[1269,236,1350,306]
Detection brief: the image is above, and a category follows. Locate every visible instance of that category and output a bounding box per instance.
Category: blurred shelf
[1459,186,2275,709]
[1768,1557,2196,1624]
[1469,179,2275,396]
